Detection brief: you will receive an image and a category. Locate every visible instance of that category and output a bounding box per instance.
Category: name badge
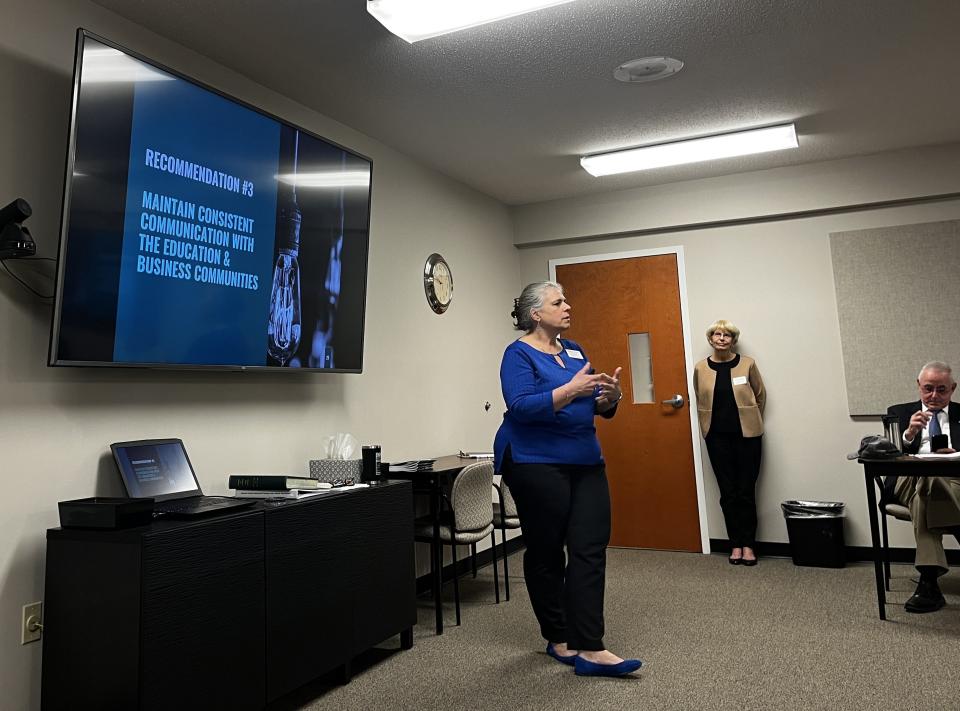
[732,375,748,385]
[565,349,584,359]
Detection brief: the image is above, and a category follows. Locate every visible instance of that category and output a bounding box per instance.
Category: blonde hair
[706,319,740,344]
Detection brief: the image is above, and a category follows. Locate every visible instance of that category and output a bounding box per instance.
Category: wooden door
[555,253,701,551]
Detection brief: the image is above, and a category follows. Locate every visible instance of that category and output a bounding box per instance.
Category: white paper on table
[913,451,960,460]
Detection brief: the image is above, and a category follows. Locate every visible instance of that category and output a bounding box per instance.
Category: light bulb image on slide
[267,249,301,365]
[267,131,302,365]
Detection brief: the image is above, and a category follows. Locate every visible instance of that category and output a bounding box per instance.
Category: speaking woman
[693,319,766,566]
[493,281,642,677]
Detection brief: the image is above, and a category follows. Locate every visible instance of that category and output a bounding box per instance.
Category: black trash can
[781,500,846,568]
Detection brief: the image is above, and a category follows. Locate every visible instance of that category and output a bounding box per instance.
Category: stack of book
[387,459,436,473]
[228,475,332,499]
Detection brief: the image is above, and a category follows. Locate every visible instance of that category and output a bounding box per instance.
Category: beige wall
[512,152,960,557]
[0,1,519,708]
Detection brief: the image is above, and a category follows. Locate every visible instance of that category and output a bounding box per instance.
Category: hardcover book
[228,475,324,491]
[233,487,330,499]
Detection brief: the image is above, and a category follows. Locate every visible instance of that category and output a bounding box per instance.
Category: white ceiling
[90,0,960,205]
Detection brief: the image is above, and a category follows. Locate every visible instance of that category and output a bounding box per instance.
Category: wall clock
[423,253,453,314]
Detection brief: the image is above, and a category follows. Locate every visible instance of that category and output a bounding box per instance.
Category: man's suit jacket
[881,400,960,504]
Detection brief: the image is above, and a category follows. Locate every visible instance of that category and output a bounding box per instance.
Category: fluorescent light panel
[580,123,799,177]
[366,0,578,43]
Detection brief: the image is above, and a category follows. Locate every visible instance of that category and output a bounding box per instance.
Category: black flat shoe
[741,557,758,567]
[728,556,742,565]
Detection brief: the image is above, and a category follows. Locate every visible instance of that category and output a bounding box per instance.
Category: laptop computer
[111,438,255,518]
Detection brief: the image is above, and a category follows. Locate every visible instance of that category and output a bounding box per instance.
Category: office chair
[414,460,499,626]
[875,475,913,591]
[492,478,521,601]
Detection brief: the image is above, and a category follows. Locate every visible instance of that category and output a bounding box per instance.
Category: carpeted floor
[290,549,960,711]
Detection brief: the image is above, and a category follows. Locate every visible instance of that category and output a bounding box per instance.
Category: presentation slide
[115,77,280,365]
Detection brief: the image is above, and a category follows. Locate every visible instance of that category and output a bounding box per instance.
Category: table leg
[432,476,443,635]
[400,627,413,650]
[864,472,887,620]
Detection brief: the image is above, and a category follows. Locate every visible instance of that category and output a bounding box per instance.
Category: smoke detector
[614,56,683,84]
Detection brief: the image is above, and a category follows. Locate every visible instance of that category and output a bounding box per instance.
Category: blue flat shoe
[574,655,643,677]
[545,643,577,666]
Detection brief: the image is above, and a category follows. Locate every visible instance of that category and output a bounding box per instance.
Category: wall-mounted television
[49,30,372,372]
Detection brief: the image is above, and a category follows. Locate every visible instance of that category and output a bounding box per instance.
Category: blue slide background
[114,76,280,365]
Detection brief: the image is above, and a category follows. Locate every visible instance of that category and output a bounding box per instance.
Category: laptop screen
[111,439,203,501]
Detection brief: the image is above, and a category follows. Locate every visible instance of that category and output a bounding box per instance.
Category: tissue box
[309,459,363,483]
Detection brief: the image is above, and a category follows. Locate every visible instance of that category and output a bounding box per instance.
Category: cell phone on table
[931,434,949,451]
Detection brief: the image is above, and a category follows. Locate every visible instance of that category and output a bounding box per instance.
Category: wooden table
[857,455,960,620]
[385,455,475,634]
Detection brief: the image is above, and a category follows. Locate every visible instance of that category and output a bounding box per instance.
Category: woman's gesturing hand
[554,363,623,411]
[565,362,604,398]
[595,366,623,411]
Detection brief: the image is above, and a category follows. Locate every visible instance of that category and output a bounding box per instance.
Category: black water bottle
[362,445,381,483]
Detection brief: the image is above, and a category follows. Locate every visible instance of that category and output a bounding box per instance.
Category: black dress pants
[502,456,611,651]
[705,433,762,549]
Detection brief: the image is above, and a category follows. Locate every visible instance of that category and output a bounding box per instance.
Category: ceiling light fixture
[366,0,578,43]
[580,123,799,177]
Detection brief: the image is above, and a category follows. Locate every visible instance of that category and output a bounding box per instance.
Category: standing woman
[693,320,766,566]
[493,281,642,677]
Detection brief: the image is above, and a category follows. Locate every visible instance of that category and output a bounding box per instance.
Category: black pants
[705,433,762,549]
[502,455,611,651]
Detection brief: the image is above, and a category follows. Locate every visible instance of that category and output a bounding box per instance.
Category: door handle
[661,394,685,409]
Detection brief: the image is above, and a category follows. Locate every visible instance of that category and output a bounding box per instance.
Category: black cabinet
[263,481,416,701]
[42,482,415,710]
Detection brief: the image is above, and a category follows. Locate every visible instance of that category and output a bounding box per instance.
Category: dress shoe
[545,643,577,666]
[728,556,742,565]
[741,556,758,567]
[904,580,946,613]
[574,655,644,677]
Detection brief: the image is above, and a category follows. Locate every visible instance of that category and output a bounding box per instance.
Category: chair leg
[881,512,891,592]
[430,538,443,634]
[471,542,478,578]
[489,530,501,603]
[501,523,510,602]
[490,530,500,604]
[451,542,461,626]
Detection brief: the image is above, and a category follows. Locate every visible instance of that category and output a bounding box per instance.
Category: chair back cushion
[451,461,494,532]
[499,478,519,518]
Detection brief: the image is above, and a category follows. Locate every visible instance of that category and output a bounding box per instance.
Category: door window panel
[628,332,654,404]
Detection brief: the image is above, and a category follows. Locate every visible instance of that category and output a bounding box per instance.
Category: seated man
[885,361,960,613]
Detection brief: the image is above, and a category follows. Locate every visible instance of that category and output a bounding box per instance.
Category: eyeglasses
[921,385,951,394]
[331,478,354,488]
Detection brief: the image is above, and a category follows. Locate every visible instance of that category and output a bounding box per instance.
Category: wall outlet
[21,602,42,645]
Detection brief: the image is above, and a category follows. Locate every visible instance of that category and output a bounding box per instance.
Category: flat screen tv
[49,30,372,372]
